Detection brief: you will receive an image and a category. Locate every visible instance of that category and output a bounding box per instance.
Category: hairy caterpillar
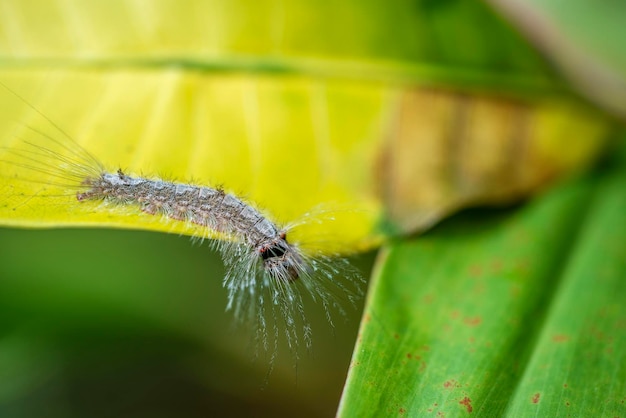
[0,81,365,361]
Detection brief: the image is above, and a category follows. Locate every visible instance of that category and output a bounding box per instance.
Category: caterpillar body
[78,167,307,283]
[0,82,364,359]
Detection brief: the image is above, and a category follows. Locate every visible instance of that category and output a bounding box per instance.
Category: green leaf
[339,144,626,416]
[506,157,626,415]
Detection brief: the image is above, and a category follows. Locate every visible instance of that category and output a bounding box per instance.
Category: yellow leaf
[0,69,616,254]
[0,69,386,254]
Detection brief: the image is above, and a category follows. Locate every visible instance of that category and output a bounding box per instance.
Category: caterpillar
[0,81,365,361]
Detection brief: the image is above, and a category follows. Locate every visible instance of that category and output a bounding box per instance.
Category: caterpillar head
[258,233,307,282]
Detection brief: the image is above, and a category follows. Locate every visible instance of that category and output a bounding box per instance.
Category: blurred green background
[0,227,374,417]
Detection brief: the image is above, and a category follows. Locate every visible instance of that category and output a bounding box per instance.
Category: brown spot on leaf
[419,361,426,373]
[459,397,473,413]
[589,325,612,342]
[491,259,503,272]
[394,333,400,340]
[552,334,570,343]
[532,393,540,404]
[464,316,483,327]
[469,264,483,277]
[399,407,406,415]
[407,353,412,359]
[444,379,460,389]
